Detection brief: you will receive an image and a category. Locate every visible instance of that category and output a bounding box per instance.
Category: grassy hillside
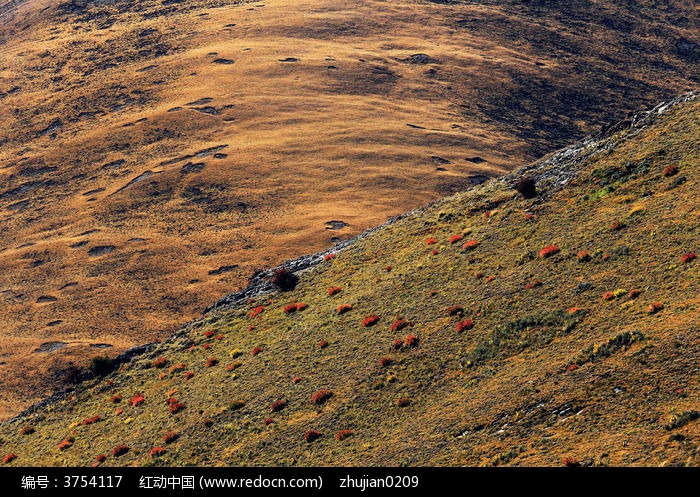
[1,93,698,467]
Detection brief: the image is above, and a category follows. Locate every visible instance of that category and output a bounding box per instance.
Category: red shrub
[152,356,167,368]
[324,253,336,261]
[184,371,195,380]
[130,394,145,407]
[304,430,322,443]
[628,288,641,299]
[249,306,265,318]
[449,234,464,244]
[577,250,591,262]
[403,334,419,348]
[384,265,393,272]
[20,426,34,435]
[456,320,474,333]
[82,415,100,425]
[662,165,678,177]
[264,417,275,426]
[396,398,411,408]
[114,408,123,415]
[525,280,542,290]
[335,429,354,441]
[485,275,495,282]
[168,363,185,374]
[602,292,615,301]
[610,221,625,231]
[539,245,560,258]
[389,319,409,332]
[270,399,288,412]
[202,343,211,350]
[272,268,299,291]
[563,457,580,467]
[169,401,185,415]
[251,346,263,356]
[111,394,122,403]
[3,454,17,464]
[150,447,166,458]
[205,357,219,367]
[292,377,302,384]
[318,340,329,349]
[567,364,578,372]
[337,304,352,314]
[296,302,308,311]
[283,303,299,314]
[58,437,74,450]
[311,389,333,405]
[392,339,403,350]
[425,237,437,245]
[602,253,610,261]
[379,357,394,367]
[204,330,215,338]
[647,302,664,314]
[216,334,224,340]
[163,432,179,444]
[248,325,255,332]
[95,454,107,463]
[112,445,129,457]
[462,239,479,250]
[432,249,439,255]
[327,286,342,296]
[448,305,464,317]
[362,315,380,327]
[681,252,696,264]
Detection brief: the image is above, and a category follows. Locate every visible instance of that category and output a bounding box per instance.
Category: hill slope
[1,92,698,467]
[1,0,699,419]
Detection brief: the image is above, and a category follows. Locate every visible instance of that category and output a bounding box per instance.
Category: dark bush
[515,176,538,199]
[272,268,299,291]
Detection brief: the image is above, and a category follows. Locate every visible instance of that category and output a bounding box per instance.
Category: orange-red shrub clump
[168,398,185,414]
[563,457,580,467]
[20,426,34,435]
[202,343,211,350]
[95,454,107,463]
[362,315,380,327]
[318,340,329,349]
[448,305,464,317]
[681,252,697,263]
[603,292,615,301]
[304,430,322,443]
[168,363,186,374]
[163,432,179,444]
[456,320,474,333]
[648,302,664,314]
[327,286,342,296]
[610,221,624,231]
[311,389,333,405]
[525,280,542,290]
[384,265,393,272]
[82,416,100,426]
[324,253,336,261]
[462,239,479,250]
[264,418,274,426]
[389,319,409,332]
[662,165,678,177]
[249,306,265,318]
[539,245,560,258]
[215,334,224,341]
[130,394,145,407]
[335,430,354,441]
[152,356,167,368]
[205,357,219,367]
[296,302,308,311]
[392,339,403,350]
[184,371,195,380]
[251,346,263,356]
[110,394,122,403]
[292,377,302,384]
[337,304,352,314]
[270,399,288,412]
[425,237,437,245]
[283,303,299,314]
[396,398,411,407]
[379,357,394,367]
[112,445,129,457]
[628,288,641,299]
[450,234,464,244]
[432,249,439,256]
[577,250,591,262]
[149,447,166,458]
[403,334,419,348]
[58,437,74,450]
[204,330,215,338]
[3,454,17,464]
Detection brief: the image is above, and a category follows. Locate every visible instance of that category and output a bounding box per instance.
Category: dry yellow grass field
[0,0,697,419]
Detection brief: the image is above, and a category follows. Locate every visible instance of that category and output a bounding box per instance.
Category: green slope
[1,93,698,467]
